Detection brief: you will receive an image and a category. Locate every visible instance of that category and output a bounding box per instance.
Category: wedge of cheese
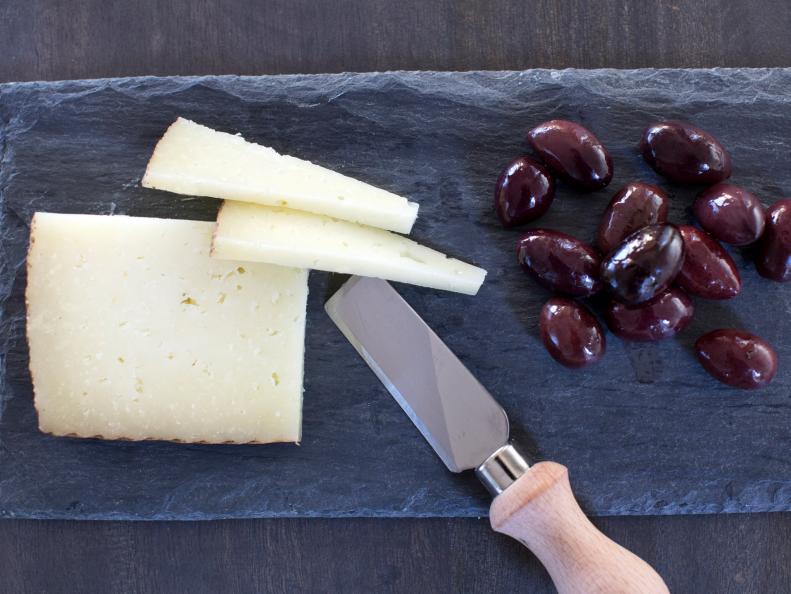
[142,118,419,233]
[212,202,487,295]
[26,213,308,444]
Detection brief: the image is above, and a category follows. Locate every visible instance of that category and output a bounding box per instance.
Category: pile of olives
[495,119,789,389]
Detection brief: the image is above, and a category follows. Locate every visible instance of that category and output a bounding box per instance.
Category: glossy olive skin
[605,287,694,341]
[597,182,669,255]
[695,329,778,389]
[494,156,556,227]
[676,225,741,299]
[639,121,731,185]
[600,224,685,304]
[540,298,606,368]
[527,120,613,191]
[517,230,602,296]
[756,199,791,282]
[694,183,766,246]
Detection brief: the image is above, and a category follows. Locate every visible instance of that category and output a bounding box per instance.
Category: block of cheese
[26,212,308,444]
[212,202,487,295]
[142,118,419,233]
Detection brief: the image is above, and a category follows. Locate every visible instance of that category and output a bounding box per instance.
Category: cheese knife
[325,276,668,594]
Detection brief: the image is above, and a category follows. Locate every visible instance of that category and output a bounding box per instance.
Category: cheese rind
[142,118,419,233]
[212,202,487,295]
[26,213,308,444]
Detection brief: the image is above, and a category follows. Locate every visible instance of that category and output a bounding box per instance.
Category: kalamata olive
[540,298,606,368]
[605,287,694,341]
[694,183,766,246]
[597,182,669,254]
[527,120,613,191]
[639,121,731,185]
[695,329,778,389]
[756,199,791,282]
[600,224,684,304]
[494,156,556,227]
[676,225,741,299]
[516,230,601,296]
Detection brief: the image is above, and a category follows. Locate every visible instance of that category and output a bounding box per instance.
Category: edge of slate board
[1,69,790,519]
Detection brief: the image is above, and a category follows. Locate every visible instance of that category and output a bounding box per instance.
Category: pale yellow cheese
[212,202,487,295]
[142,118,419,233]
[26,213,308,444]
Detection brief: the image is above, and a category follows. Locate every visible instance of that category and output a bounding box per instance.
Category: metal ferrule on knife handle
[326,277,669,594]
[475,443,530,496]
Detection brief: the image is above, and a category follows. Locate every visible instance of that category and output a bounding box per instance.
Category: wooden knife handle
[489,461,668,594]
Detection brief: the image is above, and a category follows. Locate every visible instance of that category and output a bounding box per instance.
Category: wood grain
[2,1,791,592]
[2,0,791,83]
[1,515,790,593]
[490,463,667,593]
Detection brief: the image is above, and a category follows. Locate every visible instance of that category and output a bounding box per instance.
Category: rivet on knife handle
[325,277,668,594]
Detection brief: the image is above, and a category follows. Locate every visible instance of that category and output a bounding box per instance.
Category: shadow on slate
[0,70,790,520]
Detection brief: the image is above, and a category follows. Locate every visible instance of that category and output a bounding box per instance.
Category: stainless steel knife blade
[326,277,670,593]
[325,276,512,475]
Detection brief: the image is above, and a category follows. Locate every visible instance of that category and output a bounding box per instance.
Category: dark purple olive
[597,182,669,254]
[540,298,606,368]
[516,230,602,296]
[605,287,694,341]
[676,225,741,299]
[694,183,766,246]
[527,120,613,191]
[695,329,777,389]
[756,199,791,282]
[639,121,731,185]
[494,156,556,227]
[600,224,685,304]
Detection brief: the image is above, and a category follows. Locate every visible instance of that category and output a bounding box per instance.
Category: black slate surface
[0,70,790,520]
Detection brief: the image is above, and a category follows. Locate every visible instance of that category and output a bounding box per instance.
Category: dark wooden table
[2,1,791,592]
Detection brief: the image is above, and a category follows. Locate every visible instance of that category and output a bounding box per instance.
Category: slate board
[1,69,790,520]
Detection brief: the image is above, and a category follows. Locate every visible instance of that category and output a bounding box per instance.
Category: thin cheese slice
[212,202,487,295]
[142,118,419,233]
[26,213,308,444]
